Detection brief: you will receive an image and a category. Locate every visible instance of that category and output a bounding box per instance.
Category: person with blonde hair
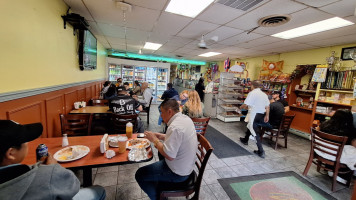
[182,90,203,118]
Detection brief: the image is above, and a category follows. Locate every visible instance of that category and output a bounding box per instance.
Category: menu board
[312,65,328,82]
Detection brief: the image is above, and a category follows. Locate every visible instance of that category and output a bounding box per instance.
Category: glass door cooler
[134,66,146,83]
[146,67,157,97]
[157,68,168,97]
[122,65,134,87]
[108,64,121,81]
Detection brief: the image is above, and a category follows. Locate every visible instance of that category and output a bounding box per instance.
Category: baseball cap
[0,120,43,151]
[272,91,281,96]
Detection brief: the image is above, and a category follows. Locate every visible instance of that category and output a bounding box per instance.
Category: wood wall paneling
[78,88,86,102]
[6,101,47,138]
[45,95,64,138]
[85,87,92,102]
[64,91,78,114]
[91,86,96,98]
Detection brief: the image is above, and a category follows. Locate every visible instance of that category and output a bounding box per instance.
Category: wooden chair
[158,134,213,200]
[139,97,153,124]
[263,114,295,150]
[60,114,93,136]
[191,117,211,136]
[303,128,353,191]
[111,113,138,134]
[91,99,109,106]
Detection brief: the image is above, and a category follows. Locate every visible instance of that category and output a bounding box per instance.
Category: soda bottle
[36,144,48,161]
[126,122,133,138]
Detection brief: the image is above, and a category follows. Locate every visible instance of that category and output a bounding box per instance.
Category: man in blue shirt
[161,83,178,101]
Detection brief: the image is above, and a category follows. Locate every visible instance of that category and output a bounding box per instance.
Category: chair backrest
[112,113,138,134]
[310,128,348,164]
[146,97,153,111]
[191,117,211,136]
[60,114,93,136]
[193,134,213,199]
[278,114,295,132]
[91,99,109,106]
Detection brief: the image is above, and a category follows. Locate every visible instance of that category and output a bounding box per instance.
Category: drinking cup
[118,136,128,153]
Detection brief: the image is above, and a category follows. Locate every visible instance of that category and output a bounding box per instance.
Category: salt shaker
[62,134,69,147]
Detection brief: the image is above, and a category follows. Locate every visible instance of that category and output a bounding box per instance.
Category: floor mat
[204,125,251,158]
[218,171,336,200]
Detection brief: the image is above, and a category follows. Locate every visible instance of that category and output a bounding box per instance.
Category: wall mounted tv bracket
[61,12,89,35]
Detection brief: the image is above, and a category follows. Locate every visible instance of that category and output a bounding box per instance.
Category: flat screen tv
[79,29,97,70]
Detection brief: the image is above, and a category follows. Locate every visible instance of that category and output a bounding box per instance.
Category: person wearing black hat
[0,120,106,200]
[109,87,145,133]
[272,91,290,113]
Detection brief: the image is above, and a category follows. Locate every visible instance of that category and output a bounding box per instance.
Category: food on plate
[56,146,88,161]
[127,139,150,149]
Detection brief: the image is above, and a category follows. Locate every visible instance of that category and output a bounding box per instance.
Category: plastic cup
[118,136,128,153]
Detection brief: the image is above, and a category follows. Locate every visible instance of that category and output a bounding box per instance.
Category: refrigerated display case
[134,66,146,82]
[108,64,121,81]
[157,68,168,97]
[122,65,134,87]
[146,67,157,97]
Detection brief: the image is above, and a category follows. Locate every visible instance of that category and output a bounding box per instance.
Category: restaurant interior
[1,0,356,199]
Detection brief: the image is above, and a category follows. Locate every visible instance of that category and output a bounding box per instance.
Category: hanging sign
[311,64,328,82]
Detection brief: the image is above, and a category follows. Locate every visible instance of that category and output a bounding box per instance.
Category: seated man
[135,99,198,200]
[123,82,133,96]
[160,83,178,101]
[133,82,153,110]
[272,91,289,113]
[240,95,285,145]
[0,120,105,200]
[109,87,145,133]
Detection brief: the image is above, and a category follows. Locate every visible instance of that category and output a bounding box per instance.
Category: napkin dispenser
[100,134,109,153]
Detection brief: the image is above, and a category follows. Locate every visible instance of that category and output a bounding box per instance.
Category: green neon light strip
[109,52,206,65]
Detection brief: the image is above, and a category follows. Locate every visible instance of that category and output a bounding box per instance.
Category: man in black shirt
[161,83,178,101]
[109,87,144,132]
[272,91,289,113]
[240,95,285,145]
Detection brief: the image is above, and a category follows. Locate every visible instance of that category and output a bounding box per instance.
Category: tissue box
[100,134,109,153]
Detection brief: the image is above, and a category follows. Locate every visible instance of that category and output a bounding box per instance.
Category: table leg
[82,167,93,187]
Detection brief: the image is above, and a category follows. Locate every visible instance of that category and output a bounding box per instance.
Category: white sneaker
[327,171,347,184]
[249,135,256,141]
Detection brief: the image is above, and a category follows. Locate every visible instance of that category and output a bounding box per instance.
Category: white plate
[108,136,119,148]
[54,145,90,162]
[126,138,150,149]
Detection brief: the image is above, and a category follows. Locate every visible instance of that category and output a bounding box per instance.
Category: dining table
[70,106,111,114]
[22,134,153,187]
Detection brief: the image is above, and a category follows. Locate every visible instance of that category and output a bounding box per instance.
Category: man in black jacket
[161,83,178,101]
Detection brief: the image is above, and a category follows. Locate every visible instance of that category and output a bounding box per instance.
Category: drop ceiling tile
[177,20,220,39]
[320,0,356,17]
[182,40,201,49]
[237,36,282,48]
[153,12,193,36]
[294,0,339,8]
[218,32,265,45]
[308,34,356,47]
[197,3,245,25]
[106,37,125,45]
[84,0,160,31]
[63,0,94,20]
[154,45,180,54]
[147,32,172,44]
[95,35,109,45]
[111,44,127,51]
[268,43,319,53]
[204,26,244,42]
[250,40,300,51]
[172,47,195,54]
[88,21,102,35]
[125,0,168,10]
[125,28,149,41]
[165,36,194,46]
[218,46,249,54]
[226,0,307,31]
[97,23,125,38]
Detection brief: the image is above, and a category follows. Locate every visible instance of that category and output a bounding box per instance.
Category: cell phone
[137,133,145,138]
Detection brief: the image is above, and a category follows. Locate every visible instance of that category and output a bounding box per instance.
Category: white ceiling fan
[198,35,219,49]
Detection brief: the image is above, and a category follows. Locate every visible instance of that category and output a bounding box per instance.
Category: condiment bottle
[126,122,133,138]
[62,134,69,147]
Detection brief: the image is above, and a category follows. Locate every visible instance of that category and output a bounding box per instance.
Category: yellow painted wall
[0,0,107,93]
[209,44,356,81]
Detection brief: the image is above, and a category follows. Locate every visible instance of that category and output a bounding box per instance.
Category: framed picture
[341,46,356,60]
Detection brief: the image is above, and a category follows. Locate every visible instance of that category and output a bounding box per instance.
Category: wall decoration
[311,64,328,82]
[259,60,284,80]
[224,58,230,72]
[341,46,356,60]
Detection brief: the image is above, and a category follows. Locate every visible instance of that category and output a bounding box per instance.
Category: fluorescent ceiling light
[199,52,222,57]
[272,17,354,39]
[143,42,162,50]
[165,0,214,18]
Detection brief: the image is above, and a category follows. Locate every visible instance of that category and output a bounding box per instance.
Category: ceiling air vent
[217,0,264,11]
[258,15,291,27]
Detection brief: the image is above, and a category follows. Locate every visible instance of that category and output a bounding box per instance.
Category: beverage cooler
[122,65,134,87]
[108,64,121,81]
[157,68,168,97]
[146,67,157,97]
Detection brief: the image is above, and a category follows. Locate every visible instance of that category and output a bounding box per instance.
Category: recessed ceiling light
[165,0,214,18]
[143,42,162,50]
[199,52,222,57]
[272,17,354,39]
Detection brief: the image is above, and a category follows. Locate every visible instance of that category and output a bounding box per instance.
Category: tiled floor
[76,105,354,200]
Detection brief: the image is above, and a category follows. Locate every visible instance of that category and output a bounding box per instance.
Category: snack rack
[217,72,244,122]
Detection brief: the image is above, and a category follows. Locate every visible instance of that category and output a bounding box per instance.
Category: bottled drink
[36,144,48,161]
[126,122,133,138]
[62,134,69,147]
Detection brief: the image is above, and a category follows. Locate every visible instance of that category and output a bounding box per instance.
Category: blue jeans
[73,185,106,200]
[135,160,189,200]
